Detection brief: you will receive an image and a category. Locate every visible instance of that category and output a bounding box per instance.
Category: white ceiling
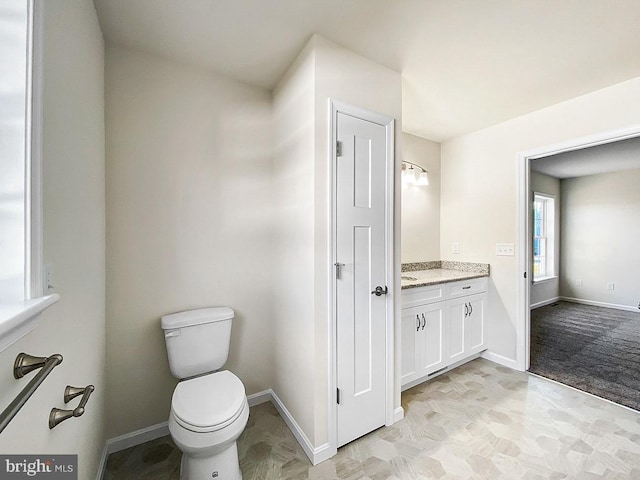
[93,0,640,142]
[531,136,640,179]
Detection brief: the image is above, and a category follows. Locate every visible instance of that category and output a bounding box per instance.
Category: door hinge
[335,262,344,280]
[336,140,342,157]
[336,387,341,404]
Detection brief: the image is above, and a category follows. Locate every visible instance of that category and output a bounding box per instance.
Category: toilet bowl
[169,371,248,480]
[161,307,248,480]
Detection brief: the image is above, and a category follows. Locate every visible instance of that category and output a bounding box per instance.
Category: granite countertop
[401,261,490,290]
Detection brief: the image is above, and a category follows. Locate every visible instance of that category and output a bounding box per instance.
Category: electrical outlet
[576,279,583,286]
[452,242,460,254]
[607,282,615,291]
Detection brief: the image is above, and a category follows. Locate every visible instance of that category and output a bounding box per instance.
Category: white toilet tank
[161,307,234,379]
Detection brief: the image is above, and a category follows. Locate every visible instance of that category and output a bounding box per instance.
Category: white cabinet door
[417,302,446,375]
[401,279,488,388]
[400,307,420,385]
[465,293,485,354]
[446,298,467,364]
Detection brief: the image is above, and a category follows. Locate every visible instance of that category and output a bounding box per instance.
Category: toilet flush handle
[164,329,181,338]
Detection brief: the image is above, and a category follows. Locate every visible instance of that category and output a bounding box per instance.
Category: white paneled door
[335,111,389,447]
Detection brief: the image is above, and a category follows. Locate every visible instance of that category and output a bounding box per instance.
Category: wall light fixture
[401,161,429,186]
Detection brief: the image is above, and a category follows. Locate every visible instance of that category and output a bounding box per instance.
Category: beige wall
[271,41,317,441]
[530,171,561,306]
[271,35,403,449]
[401,133,441,263]
[0,1,106,478]
[105,46,274,437]
[441,76,640,365]
[312,35,402,446]
[560,168,640,308]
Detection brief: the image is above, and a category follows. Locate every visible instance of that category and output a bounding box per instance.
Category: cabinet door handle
[469,302,473,316]
[416,314,420,331]
[421,313,426,330]
[464,303,468,317]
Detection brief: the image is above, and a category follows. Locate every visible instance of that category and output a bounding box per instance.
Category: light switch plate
[496,243,515,256]
[452,242,460,254]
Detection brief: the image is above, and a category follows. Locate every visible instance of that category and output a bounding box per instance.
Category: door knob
[371,286,388,296]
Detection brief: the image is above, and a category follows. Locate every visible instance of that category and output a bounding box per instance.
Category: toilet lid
[172,370,246,432]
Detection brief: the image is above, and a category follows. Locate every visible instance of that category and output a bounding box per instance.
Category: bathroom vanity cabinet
[401,277,487,389]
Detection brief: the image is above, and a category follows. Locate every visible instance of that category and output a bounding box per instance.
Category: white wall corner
[481,350,522,371]
[268,389,336,465]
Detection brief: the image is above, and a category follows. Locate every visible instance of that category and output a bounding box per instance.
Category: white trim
[95,445,108,480]
[246,389,271,407]
[532,276,557,284]
[27,0,44,298]
[481,350,521,371]
[530,296,561,309]
[105,421,170,456]
[516,124,640,372]
[401,352,487,392]
[0,294,59,353]
[94,388,335,480]
[328,100,396,454]
[393,406,404,423]
[559,296,640,314]
[269,389,334,465]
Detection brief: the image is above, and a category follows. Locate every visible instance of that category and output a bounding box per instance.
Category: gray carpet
[530,301,640,411]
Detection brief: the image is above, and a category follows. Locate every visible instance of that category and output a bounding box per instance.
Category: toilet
[161,307,248,480]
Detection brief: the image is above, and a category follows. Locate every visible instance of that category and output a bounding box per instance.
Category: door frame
[328,99,395,454]
[515,124,640,371]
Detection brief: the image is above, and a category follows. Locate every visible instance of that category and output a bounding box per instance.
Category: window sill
[533,276,557,284]
[0,294,60,352]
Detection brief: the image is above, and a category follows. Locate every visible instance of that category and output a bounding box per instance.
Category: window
[0,0,30,302]
[0,0,57,352]
[533,193,555,281]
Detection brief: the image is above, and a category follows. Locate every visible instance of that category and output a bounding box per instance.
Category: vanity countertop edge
[401,261,490,290]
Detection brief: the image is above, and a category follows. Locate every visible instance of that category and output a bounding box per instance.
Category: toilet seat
[171,370,246,433]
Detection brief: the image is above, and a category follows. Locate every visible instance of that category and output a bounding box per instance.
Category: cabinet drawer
[445,278,487,299]
[402,284,445,309]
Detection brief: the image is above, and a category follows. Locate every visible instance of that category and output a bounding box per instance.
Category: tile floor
[104,358,640,479]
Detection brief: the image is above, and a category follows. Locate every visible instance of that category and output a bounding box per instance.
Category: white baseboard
[560,296,639,313]
[481,350,520,370]
[98,386,392,477]
[106,421,170,455]
[95,420,170,480]
[393,406,404,423]
[95,445,109,480]
[246,389,271,407]
[267,388,335,465]
[530,296,560,309]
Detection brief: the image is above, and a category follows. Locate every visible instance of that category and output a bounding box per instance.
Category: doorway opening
[517,126,640,408]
